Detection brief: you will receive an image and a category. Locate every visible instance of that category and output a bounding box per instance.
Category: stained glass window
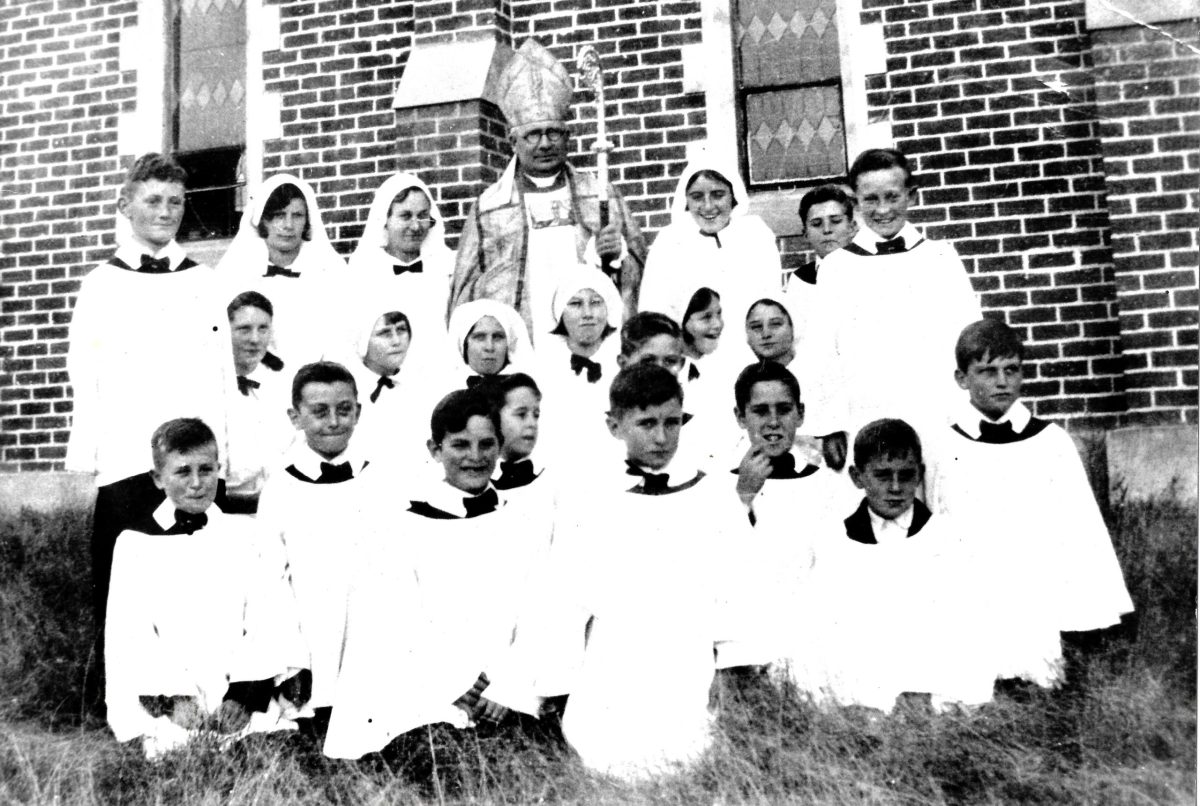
[734,0,847,188]
[169,0,246,240]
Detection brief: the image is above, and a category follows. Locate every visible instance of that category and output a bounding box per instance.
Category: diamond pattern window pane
[736,0,840,87]
[177,0,246,151]
[745,86,847,184]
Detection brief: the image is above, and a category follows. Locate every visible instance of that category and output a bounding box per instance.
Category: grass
[0,494,1194,805]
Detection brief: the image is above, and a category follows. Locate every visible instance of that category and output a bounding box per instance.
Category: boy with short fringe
[783,182,857,290]
[925,318,1135,690]
[617,310,740,468]
[67,153,233,485]
[781,418,994,713]
[724,361,857,668]
[324,387,550,760]
[801,148,981,452]
[256,361,371,732]
[549,363,750,781]
[105,418,307,759]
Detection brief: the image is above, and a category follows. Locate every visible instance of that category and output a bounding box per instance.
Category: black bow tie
[687,363,701,381]
[236,375,260,396]
[875,236,906,255]
[570,353,602,383]
[625,461,669,493]
[264,264,301,278]
[139,254,171,274]
[495,458,536,490]
[978,420,1018,444]
[467,373,507,390]
[393,260,423,275]
[768,452,797,479]
[370,375,395,403]
[317,461,354,484]
[463,487,499,518]
[168,509,208,535]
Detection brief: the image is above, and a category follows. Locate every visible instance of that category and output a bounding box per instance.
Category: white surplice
[104,507,307,756]
[323,480,550,759]
[256,441,372,709]
[66,241,233,484]
[924,401,1135,686]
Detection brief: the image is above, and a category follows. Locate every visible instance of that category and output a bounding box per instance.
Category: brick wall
[1092,19,1199,426]
[861,0,1126,424]
[0,0,136,471]
[263,0,415,249]
[395,100,511,232]
[3,0,1197,473]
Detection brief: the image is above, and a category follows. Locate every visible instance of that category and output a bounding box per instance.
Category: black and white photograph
[0,0,1196,801]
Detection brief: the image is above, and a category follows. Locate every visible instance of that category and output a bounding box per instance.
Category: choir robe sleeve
[1040,427,1134,632]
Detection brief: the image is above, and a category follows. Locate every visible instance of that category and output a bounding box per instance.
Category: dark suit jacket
[843,498,932,545]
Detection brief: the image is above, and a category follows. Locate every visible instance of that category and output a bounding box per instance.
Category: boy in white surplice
[551,363,750,781]
[105,418,307,759]
[323,388,551,760]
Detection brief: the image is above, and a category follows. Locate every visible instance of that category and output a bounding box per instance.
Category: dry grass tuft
[0,495,1194,805]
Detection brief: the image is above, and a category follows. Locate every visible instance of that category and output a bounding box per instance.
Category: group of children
[74,146,1134,779]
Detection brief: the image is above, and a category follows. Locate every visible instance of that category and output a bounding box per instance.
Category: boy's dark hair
[150,417,217,472]
[470,372,543,415]
[853,418,923,469]
[798,183,855,223]
[680,287,719,346]
[955,318,1024,371]
[734,360,801,413]
[227,289,275,320]
[430,388,503,446]
[684,169,738,209]
[122,153,188,199]
[256,182,313,241]
[745,298,793,328]
[848,148,914,191]
[291,361,358,409]
[609,363,683,415]
[620,311,681,357]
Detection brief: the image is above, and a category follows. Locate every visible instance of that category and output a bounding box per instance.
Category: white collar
[524,170,565,190]
[114,239,190,271]
[420,478,503,518]
[851,221,923,254]
[956,400,1031,438]
[868,503,914,543]
[286,441,366,481]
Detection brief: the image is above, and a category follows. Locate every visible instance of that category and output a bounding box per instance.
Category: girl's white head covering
[445,299,532,372]
[549,265,624,333]
[668,148,752,228]
[350,173,451,264]
[339,280,439,373]
[217,173,344,278]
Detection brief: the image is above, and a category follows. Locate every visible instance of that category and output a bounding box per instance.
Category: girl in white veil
[217,174,346,368]
[348,173,454,339]
[640,151,781,330]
